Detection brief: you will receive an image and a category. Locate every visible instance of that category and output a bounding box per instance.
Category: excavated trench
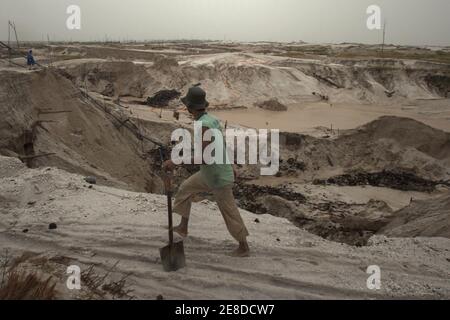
[233,179,424,246]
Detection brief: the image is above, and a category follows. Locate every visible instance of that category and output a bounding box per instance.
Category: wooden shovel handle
[167,191,174,245]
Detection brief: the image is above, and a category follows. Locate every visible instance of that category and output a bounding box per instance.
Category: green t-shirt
[198,113,234,189]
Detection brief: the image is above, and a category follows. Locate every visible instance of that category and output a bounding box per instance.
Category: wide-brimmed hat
[181,85,209,110]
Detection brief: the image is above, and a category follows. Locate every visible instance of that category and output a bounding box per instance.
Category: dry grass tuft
[0,249,57,300]
[81,261,134,299]
[0,271,57,300]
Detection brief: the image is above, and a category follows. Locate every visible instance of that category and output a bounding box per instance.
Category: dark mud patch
[233,182,306,214]
[298,221,377,247]
[313,170,438,192]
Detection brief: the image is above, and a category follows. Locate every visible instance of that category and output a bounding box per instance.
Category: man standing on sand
[26,49,36,70]
[162,85,250,257]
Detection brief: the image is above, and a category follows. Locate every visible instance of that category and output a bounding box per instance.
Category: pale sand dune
[1,156,449,299]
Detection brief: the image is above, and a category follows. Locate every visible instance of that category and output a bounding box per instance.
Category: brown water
[212,102,450,133]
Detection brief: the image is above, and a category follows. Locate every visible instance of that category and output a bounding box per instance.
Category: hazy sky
[1,0,449,45]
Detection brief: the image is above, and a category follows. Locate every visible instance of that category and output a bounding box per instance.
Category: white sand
[1,156,449,299]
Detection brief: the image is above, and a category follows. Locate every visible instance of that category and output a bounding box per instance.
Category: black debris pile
[313,170,437,192]
[312,91,329,101]
[233,182,306,214]
[146,89,181,107]
[279,132,307,147]
[279,157,306,175]
[84,176,97,185]
[300,220,376,247]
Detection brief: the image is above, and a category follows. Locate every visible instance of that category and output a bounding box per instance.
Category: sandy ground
[1,156,449,299]
[1,43,450,299]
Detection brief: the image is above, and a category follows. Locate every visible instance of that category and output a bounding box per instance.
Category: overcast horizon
[1,0,450,46]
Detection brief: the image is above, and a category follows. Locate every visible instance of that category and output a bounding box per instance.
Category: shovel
[159,171,186,272]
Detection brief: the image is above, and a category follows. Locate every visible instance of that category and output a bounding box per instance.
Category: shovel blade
[159,241,186,272]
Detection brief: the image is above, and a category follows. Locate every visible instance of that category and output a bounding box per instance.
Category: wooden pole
[8,21,11,66]
[7,21,10,48]
[19,153,55,161]
[11,21,19,49]
[47,34,53,67]
[38,110,73,115]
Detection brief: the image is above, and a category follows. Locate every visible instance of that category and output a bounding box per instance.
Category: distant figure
[26,49,36,69]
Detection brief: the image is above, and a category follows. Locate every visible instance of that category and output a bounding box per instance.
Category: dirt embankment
[57,60,153,98]
[0,68,176,193]
[54,53,450,110]
[379,194,450,238]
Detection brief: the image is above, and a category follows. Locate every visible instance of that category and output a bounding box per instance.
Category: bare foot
[230,242,250,257]
[172,225,188,238]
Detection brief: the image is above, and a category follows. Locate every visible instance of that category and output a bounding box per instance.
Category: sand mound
[354,116,450,160]
[379,194,450,238]
[1,155,449,299]
[331,116,450,180]
[277,116,450,182]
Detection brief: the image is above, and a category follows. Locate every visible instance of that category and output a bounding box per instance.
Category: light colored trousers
[173,172,249,242]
